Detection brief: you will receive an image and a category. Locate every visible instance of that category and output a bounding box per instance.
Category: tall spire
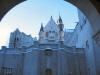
[40,23,44,32]
[50,16,53,21]
[59,14,63,24]
[57,14,64,31]
[59,13,61,20]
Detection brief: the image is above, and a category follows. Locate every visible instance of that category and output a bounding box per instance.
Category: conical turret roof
[57,15,63,24]
[40,23,44,32]
[57,15,64,31]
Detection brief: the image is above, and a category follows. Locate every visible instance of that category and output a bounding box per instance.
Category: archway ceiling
[0,0,100,21]
[0,0,25,21]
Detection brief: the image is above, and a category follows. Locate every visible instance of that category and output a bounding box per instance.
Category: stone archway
[0,1,100,75]
[0,0,100,46]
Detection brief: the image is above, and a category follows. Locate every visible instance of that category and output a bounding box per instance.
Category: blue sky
[0,0,79,48]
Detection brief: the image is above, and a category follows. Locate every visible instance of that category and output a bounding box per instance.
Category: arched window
[86,40,89,49]
[45,50,52,56]
[45,69,52,75]
[14,37,19,42]
[49,31,51,33]
[13,37,19,48]
[46,32,49,38]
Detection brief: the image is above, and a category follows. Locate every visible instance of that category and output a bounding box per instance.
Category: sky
[0,0,79,48]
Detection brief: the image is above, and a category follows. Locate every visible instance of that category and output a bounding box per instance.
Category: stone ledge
[93,30,100,47]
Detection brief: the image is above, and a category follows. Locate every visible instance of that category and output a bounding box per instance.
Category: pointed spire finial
[40,22,44,32]
[51,16,53,20]
[59,12,61,18]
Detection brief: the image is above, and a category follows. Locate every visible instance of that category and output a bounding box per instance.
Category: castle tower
[57,15,64,43]
[39,23,44,43]
[44,16,60,43]
[9,28,34,48]
[57,15,64,31]
[39,16,64,44]
[9,28,21,48]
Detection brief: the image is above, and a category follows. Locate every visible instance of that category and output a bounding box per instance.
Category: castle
[0,15,87,75]
[9,16,64,48]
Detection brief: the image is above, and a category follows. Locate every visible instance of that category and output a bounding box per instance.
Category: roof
[44,16,59,32]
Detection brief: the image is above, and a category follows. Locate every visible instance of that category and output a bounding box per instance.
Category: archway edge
[65,0,100,32]
[65,0,100,46]
[0,0,25,21]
